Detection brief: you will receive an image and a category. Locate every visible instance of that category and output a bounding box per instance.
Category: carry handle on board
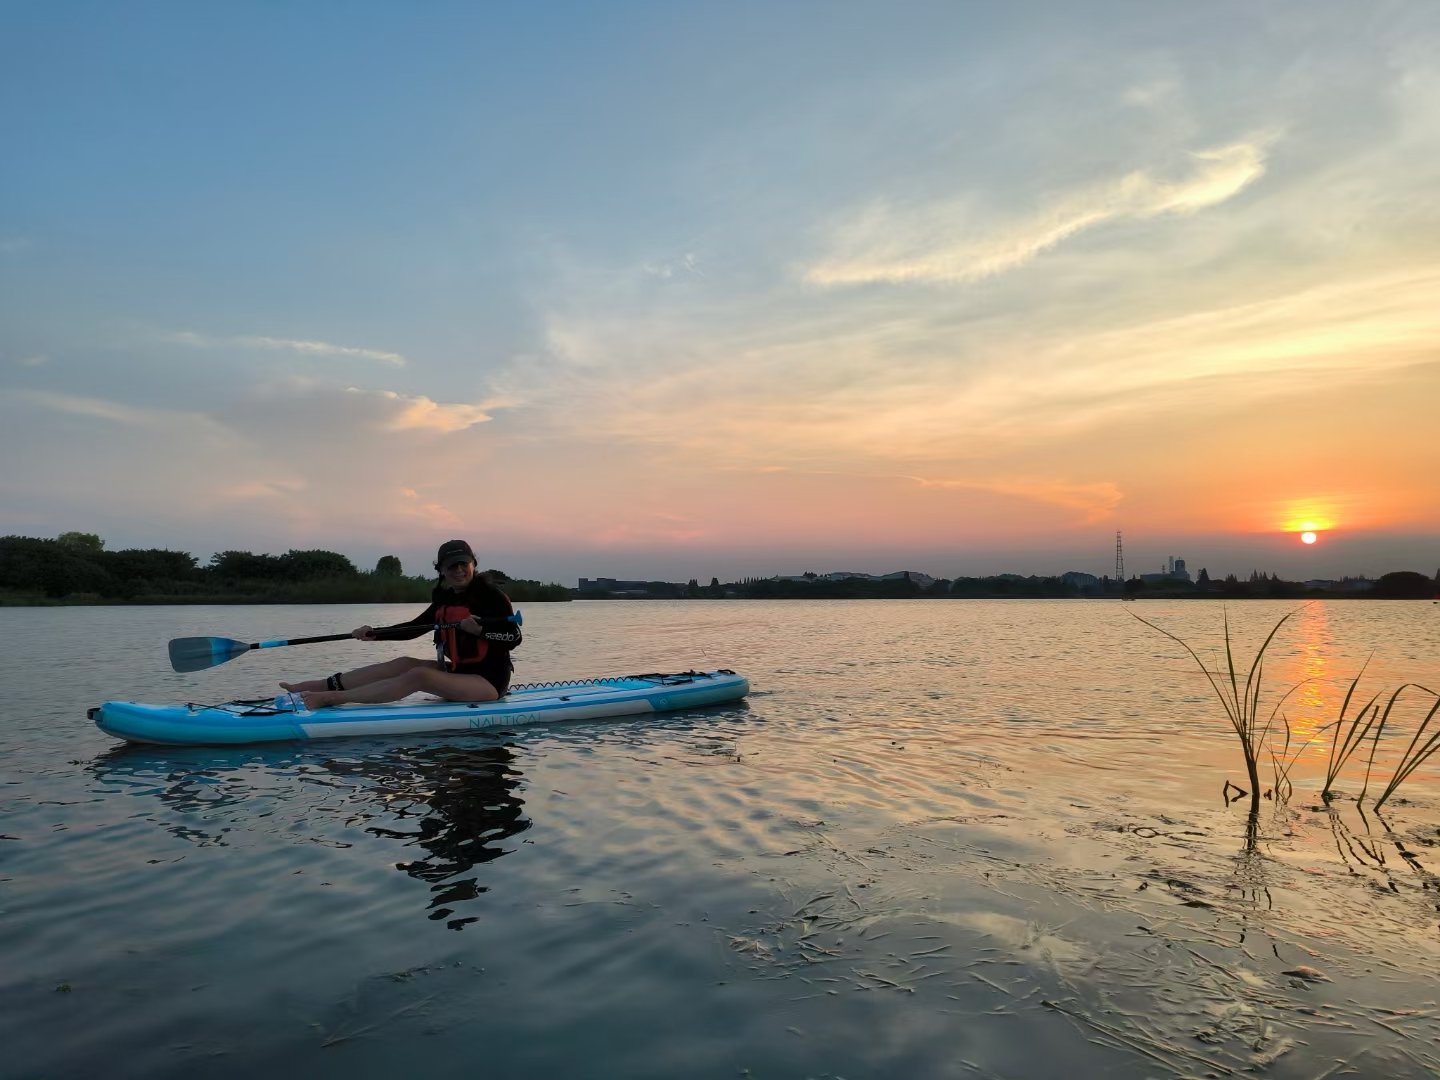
[167,612,523,673]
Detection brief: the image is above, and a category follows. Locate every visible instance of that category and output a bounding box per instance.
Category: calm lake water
[4,599,1440,1078]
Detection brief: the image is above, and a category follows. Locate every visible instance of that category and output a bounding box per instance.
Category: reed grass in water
[1132,609,1303,815]
[1136,609,1440,810]
[1369,685,1440,809]
[1319,678,1440,806]
[1319,660,1382,801]
[1266,715,1306,805]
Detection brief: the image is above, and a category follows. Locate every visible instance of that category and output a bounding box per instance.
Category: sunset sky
[3,2,1438,585]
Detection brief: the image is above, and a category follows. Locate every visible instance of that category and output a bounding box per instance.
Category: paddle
[167,612,523,673]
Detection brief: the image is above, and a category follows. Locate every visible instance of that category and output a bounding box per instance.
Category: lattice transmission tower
[1115,531,1125,582]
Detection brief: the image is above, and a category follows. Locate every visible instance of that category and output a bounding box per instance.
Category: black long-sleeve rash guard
[384,578,522,670]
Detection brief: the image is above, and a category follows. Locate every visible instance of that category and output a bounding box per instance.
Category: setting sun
[1301,531,1318,544]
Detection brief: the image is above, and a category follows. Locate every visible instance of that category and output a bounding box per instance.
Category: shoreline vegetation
[0,533,570,607]
[2,533,1436,606]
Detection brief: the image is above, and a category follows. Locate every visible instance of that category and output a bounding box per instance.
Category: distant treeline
[4,533,1435,605]
[575,574,1075,600]
[1119,568,1439,600]
[0,533,571,605]
[576,575,951,601]
[576,568,1440,601]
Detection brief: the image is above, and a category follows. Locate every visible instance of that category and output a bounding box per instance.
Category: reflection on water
[1286,602,1333,744]
[322,745,529,930]
[1229,811,1277,945]
[87,740,530,930]
[86,747,253,847]
[1327,802,1440,899]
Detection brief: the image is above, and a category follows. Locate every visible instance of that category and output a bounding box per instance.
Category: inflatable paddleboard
[90,669,749,746]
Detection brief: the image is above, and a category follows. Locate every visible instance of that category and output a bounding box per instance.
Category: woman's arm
[370,601,440,641]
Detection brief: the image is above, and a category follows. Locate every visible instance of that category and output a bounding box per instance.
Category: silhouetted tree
[1373,571,1434,599]
[210,550,283,580]
[101,548,199,596]
[279,549,357,579]
[1267,575,1298,597]
[57,531,104,553]
[375,555,403,576]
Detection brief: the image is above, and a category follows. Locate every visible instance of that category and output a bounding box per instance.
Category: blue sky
[3,2,1438,584]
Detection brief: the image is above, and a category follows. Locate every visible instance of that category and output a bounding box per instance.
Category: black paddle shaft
[167,614,522,673]
[254,616,519,648]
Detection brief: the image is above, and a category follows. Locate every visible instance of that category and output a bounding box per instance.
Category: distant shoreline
[6,536,1433,605]
[2,592,1429,608]
[0,594,572,608]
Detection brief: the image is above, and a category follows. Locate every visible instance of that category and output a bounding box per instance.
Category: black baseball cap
[435,539,476,569]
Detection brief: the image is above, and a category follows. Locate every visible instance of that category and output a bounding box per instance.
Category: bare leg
[281,655,432,693]
[299,665,500,710]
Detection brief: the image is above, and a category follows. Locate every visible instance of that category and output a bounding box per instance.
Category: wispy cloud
[14,354,49,367]
[344,387,508,433]
[805,138,1271,287]
[221,478,307,500]
[906,474,1124,523]
[169,330,407,366]
[1121,78,1180,111]
[516,256,1439,488]
[12,388,230,433]
[1023,265,1440,409]
[396,486,465,530]
[830,265,1440,457]
[642,252,705,279]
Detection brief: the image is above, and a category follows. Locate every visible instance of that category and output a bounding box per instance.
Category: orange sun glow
[1301,531,1317,544]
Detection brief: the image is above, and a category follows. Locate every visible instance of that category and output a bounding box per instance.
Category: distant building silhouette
[579,569,937,592]
[783,570,938,587]
[1141,556,1191,584]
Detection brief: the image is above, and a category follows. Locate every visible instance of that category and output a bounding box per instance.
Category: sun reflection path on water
[1280,602,1334,753]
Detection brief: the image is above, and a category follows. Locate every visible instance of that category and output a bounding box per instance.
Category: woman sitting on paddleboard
[280,539,521,710]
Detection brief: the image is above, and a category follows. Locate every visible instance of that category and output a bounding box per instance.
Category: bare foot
[279,679,326,692]
[300,690,340,710]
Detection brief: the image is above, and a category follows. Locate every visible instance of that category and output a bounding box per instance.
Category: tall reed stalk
[1319,660,1381,801]
[1133,609,1303,815]
[1368,685,1440,809]
[1267,715,1308,804]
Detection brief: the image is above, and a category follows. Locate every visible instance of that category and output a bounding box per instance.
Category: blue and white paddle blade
[167,636,250,672]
